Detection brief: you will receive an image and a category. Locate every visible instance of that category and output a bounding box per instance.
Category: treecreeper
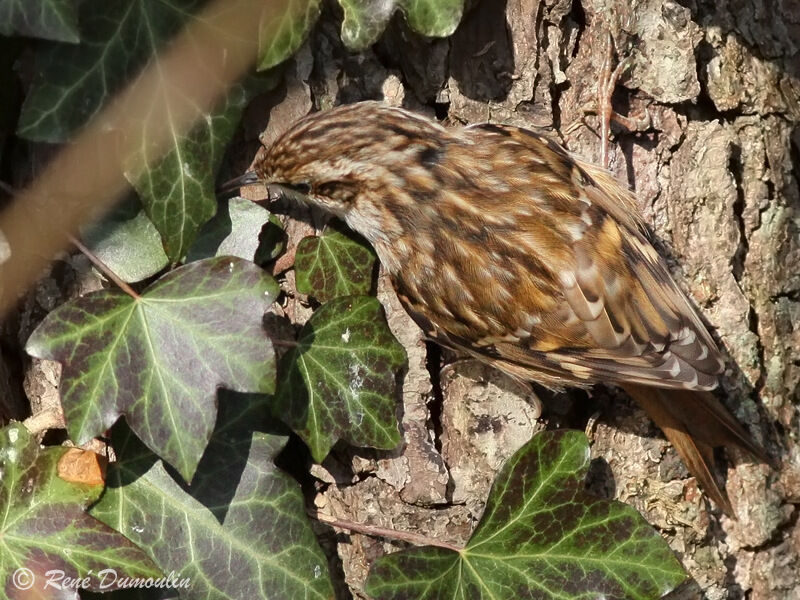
[233,101,770,516]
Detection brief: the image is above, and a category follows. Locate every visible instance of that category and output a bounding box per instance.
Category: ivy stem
[68,235,141,300]
[310,510,463,553]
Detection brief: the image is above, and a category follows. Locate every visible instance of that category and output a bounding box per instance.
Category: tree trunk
[250,1,800,597]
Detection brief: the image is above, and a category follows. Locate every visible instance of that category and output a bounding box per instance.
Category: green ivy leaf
[0,0,79,43]
[338,0,465,51]
[25,257,279,482]
[275,296,405,462]
[186,197,283,265]
[17,0,203,142]
[260,213,288,262]
[82,196,169,283]
[400,0,465,36]
[91,394,334,600]
[366,430,688,600]
[16,0,278,261]
[294,221,377,302]
[131,82,268,262]
[0,424,160,599]
[257,0,322,71]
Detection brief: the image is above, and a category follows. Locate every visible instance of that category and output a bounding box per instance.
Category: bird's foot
[566,31,651,168]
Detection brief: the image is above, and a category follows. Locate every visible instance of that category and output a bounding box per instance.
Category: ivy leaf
[294,221,377,302]
[82,196,169,283]
[131,81,273,262]
[16,0,278,261]
[275,296,405,462]
[186,197,284,265]
[0,0,79,43]
[366,430,688,600]
[0,424,160,599]
[17,0,203,142]
[397,0,465,36]
[259,214,288,262]
[25,257,279,482]
[257,0,322,71]
[338,0,465,51]
[90,394,334,600]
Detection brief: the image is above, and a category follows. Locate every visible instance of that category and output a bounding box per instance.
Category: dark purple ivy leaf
[0,424,160,600]
[90,394,333,599]
[26,257,279,481]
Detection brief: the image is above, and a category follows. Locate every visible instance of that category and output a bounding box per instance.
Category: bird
[230,100,768,516]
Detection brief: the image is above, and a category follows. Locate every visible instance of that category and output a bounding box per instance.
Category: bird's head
[225,101,450,223]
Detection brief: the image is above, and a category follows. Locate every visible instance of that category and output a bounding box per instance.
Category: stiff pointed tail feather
[623,384,769,517]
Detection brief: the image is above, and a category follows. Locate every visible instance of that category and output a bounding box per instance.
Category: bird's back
[381,122,725,392]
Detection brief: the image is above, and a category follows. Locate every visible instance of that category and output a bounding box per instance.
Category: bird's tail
[622,384,769,517]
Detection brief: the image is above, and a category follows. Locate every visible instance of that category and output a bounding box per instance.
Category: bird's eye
[285,182,311,195]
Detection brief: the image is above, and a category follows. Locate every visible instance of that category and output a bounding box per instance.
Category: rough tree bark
[238,1,800,598]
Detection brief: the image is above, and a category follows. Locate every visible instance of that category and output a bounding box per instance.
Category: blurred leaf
[81,196,169,283]
[366,430,688,600]
[338,0,465,51]
[0,424,160,599]
[294,221,377,302]
[91,395,333,600]
[0,0,79,43]
[26,257,279,482]
[257,0,322,71]
[275,295,405,461]
[186,196,281,264]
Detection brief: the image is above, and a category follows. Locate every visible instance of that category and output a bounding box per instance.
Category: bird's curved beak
[217,170,260,194]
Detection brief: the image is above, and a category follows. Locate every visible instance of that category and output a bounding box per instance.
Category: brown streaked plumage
[247,101,768,516]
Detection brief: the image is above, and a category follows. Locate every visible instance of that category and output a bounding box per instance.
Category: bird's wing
[422,123,725,391]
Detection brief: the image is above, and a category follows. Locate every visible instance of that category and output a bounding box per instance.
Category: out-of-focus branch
[0,0,298,318]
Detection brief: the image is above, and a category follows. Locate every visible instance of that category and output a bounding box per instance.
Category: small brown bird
[237,101,767,515]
